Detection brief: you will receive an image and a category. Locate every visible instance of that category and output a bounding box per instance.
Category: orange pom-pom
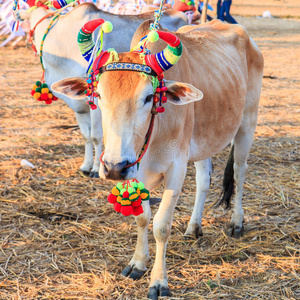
[114,202,122,213]
[48,93,53,99]
[33,92,41,100]
[121,205,133,216]
[108,193,117,204]
[41,88,49,94]
[32,85,38,90]
[133,205,144,216]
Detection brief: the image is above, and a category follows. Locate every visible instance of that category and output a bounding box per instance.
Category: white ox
[52,20,264,299]
[15,3,187,177]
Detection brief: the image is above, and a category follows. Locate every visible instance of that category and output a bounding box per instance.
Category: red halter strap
[99,112,156,170]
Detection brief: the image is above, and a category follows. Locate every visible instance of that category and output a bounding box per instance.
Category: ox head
[52,19,203,181]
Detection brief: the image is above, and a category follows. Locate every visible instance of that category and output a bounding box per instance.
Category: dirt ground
[0,5,299,300]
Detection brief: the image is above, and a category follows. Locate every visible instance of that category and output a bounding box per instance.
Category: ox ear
[14,10,30,22]
[164,80,203,105]
[51,77,88,100]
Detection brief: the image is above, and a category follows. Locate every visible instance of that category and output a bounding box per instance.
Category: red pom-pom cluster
[31,81,58,104]
[107,180,150,216]
[153,74,167,114]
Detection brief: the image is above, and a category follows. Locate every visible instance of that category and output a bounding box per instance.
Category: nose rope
[99,113,156,171]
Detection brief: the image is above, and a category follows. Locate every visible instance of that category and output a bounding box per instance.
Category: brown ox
[52,19,264,299]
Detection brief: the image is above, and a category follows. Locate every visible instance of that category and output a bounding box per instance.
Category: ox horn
[77,19,113,62]
[145,31,182,75]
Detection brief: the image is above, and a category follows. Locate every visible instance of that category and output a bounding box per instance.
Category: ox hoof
[121,265,146,280]
[184,224,203,240]
[89,171,100,178]
[227,223,244,238]
[81,170,91,176]
[147,285,171,300]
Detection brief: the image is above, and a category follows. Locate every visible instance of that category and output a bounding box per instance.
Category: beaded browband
[98,63,158,77]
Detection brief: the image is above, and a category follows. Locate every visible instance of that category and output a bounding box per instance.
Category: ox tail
[217,145,235,209]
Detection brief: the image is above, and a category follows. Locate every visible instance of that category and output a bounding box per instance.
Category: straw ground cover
[0,15,299,300]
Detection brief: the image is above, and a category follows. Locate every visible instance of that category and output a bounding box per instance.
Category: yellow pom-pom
[148,31,159,43]
[32,85,38,91]
[33,92,41,100]
[41,88,49,94]
[102,21,113,33]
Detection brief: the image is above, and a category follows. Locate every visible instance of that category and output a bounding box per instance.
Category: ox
[15,2,187,177]
[52,19,264,299]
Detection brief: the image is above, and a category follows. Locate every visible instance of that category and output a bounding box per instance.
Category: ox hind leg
[219,122,257,238]
[184,158,212,239]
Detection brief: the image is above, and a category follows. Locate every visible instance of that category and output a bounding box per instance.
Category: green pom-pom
[116,182,123,190]
[102,21,113,33]
[148,31,159,43]
[131,181,138,188]
[36,87,41,93]
[138,182,145,190]
[35,81,41,87]
[128,187,134,194]
[41,83,48,88]
[120,189,126,195]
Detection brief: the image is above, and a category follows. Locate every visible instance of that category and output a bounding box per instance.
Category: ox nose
[103,160,130,180]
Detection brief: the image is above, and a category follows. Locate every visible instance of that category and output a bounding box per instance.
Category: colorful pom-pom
[133,205,144,216]
[102,21,113,33]
[40,93,48,101]
[108,194,117,203]
[132,197,142,207]
[33,92,41,100]
[45,99,52,105]
[148,31,159,43]
[41,88,49,94]
[114,202,122,213]
[121,205,133,216]
[107,180,149,216]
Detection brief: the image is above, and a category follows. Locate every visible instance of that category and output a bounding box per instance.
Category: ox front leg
[122,172,163,280]
[148,163,187,300]
[75,112,93,175]
[184,158,212,239]
[90,106,103,178]
[122,201,151,280]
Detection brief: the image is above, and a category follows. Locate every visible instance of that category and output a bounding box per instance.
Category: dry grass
[0,14,300,300]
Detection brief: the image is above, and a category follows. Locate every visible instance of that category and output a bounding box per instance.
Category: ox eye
[145,94,153,104]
